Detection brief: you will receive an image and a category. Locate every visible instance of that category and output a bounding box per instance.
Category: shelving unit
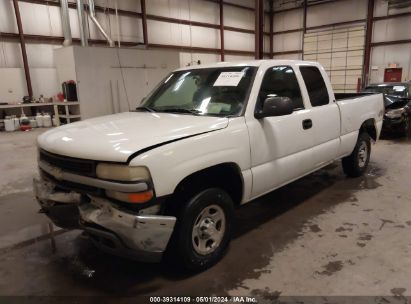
[53,102,81,126]
[0,101,81,129]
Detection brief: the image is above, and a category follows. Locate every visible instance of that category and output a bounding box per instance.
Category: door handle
[302,119,312,130]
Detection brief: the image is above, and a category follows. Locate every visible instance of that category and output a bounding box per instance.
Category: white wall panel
[0,68,59,101]
[370,45,411,83]
[93,0,141,12]
[273,32,303,52]
[0,0,18,33]
[373,17,411,43]
[307,0,367,28]
[273,9,303,32]
[224,54,255,62]
[179,52,220,67]
[0,42,22,68]
[224,6,254,30]
[273,53,302,60]
[224,31,254,51]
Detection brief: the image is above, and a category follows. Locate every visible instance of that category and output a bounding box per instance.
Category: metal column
[12,0,33,99]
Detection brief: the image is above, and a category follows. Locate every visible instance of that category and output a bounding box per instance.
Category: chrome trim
[39,160,148,193]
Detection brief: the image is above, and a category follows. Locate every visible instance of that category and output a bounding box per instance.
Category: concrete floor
[1,128,411,301]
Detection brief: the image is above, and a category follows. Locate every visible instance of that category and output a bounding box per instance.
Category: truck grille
[39,149,96,177]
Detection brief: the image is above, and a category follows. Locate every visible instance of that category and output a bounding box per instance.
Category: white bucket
[36,114,43,127]
[4,118,15,132]
[43,114,52,127]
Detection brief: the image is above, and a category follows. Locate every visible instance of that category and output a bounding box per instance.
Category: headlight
[385,108,405,119]
[96,163,150,181]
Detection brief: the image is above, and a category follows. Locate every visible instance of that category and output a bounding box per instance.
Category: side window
[258,66,304,111]
[300,66,330,107]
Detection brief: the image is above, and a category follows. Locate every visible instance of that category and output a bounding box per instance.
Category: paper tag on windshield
[393,86,405,91]
[213,72,244,87]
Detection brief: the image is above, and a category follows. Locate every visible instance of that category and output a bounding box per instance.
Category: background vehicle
[34,60,384,271]
[363,83,411,136]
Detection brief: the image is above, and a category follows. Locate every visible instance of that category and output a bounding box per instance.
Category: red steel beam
[273,50,303,56]
[255,0,264,59]
[363,0,375,87]
[12,0,33,99]
[373,11,411,21]
[303,0,308,34]
[219,0,224,61]
[371,39,411,47]
[269,0,274,59]
[140,0,148,45]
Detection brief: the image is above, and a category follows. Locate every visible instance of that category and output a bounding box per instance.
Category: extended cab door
[246,65,315,198]
[298,65,340,168]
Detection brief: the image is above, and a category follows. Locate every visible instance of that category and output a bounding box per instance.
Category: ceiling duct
[60,0,72,46]
[88,0,115,47]
[76,0,88,46]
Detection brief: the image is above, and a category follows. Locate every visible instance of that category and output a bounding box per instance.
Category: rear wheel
[342,132,371,177]
[173,188,234,272]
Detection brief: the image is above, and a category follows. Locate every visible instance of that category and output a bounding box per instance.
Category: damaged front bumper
[33,177,176,263]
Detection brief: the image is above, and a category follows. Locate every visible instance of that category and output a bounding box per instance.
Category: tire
[173,188,234,272]
[342,132,371,177]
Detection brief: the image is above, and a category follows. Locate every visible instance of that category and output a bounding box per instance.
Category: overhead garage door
[303,25,365,93]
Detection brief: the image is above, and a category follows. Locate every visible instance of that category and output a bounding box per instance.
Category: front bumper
[33,177,176,263]
[383,116,406,131]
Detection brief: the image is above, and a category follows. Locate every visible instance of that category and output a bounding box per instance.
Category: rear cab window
[299,66,330,107]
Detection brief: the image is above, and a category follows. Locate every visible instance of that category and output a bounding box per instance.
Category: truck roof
[176,59,320,71]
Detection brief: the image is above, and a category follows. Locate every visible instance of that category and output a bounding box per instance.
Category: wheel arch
[166,162,244,214]
[360,118,377,141]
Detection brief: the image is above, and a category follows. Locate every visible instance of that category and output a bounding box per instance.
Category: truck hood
[38,112,229,162]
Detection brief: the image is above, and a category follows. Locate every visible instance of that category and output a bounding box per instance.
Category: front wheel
[174,188,234,272]
[342,132,371,177]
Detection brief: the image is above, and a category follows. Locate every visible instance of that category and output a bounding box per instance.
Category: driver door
[246,66,315,198]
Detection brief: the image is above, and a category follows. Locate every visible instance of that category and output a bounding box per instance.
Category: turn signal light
[106,190,153,203]
[128,191,154,203]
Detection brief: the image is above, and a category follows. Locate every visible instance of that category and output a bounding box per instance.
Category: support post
[141,0,148,45]
[363,0,375,87]
[255,0,264,59]
[219,0,225,61]
[269,1,273,59]
[12,0,33,99]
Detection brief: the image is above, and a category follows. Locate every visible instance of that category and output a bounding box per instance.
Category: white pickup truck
[34,60,384,271]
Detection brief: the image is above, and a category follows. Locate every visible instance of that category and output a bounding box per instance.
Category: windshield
[141,66,257,117]
[363,85,408,97]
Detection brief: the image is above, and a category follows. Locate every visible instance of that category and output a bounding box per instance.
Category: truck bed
[335,92,375,101]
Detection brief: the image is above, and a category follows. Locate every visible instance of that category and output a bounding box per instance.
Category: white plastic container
[36,113,43,127]
[4,117,15,132]
[43,113,52,127]
[13,116,19,129]
[52,117,58,126]
[30,119,37,128]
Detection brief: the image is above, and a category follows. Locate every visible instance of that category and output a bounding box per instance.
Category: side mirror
[255,96,294,119]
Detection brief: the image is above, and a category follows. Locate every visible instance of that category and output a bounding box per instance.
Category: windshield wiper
[160,108,202,115]
[135,106,156,113]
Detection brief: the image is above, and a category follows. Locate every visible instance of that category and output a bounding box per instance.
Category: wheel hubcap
[358,141,368,168]
[192,205,225,255]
